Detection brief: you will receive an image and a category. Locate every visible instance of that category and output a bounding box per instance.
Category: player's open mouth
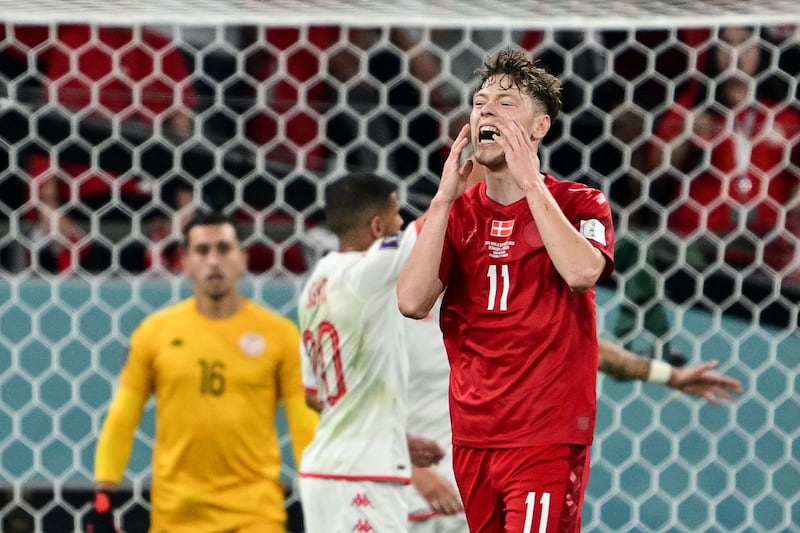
[479,125,500,143]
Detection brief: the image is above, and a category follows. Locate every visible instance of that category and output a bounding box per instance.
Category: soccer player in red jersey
[398,47,615,532]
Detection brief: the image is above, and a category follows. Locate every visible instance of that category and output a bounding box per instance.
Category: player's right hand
[435,123,472,204]
[86,490,119,533]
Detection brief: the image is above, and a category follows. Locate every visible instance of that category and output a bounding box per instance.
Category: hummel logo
[171,338,183,347]
[351,493,372,507]
[352,519,373,532]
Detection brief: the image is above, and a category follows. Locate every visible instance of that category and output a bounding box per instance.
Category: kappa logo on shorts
[351,493,372,507]
[352,519,373,532]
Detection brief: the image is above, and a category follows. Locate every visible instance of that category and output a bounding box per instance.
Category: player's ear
[180,246,189,274]
[532,113,551,140]
[238,246,249,274]
[368,214,383,238]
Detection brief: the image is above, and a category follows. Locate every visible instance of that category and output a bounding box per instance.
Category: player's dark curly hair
[475,47,562,120]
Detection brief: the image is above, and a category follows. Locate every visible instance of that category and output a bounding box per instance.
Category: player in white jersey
[404,298,468,533]
[297,173,444,533]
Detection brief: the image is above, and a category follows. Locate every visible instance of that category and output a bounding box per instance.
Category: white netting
[1,0,800,27]
[1,2,799,531]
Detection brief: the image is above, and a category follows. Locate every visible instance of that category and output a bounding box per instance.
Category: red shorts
[452,443,589,533]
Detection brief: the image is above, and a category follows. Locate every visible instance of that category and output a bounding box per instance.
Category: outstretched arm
[598,338,742,406]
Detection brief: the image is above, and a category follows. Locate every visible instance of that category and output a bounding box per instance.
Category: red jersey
[439,178,615,448]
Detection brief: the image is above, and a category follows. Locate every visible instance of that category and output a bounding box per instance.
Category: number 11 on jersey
[487,264,510,311]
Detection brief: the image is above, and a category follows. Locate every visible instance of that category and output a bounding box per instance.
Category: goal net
[1,1,799,531]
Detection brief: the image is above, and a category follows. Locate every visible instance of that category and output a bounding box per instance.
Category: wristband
[647,359,672,384]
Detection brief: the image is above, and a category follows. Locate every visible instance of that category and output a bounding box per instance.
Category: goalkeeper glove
[86,490,118,533]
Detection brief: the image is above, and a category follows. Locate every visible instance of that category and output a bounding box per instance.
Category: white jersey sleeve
[347,222,420,298]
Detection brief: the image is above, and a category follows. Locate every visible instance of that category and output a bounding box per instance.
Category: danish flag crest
[490,219,515,238]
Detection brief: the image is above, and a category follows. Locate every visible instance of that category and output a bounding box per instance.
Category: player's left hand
[668,360,743,406]
[493,117,541,192]
[407,434,445,467]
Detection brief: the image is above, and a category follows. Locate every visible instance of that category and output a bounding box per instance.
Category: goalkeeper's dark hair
[475,46,562,120]
[325,173,398,237]
[182,210,242,247]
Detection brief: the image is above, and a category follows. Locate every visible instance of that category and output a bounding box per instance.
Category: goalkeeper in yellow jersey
[88,211,319,533]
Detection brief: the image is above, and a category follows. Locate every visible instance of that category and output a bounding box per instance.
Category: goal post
[1,1,799,531]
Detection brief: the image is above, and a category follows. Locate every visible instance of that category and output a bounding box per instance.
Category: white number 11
[486,264,510,311]
[523,491,551,533]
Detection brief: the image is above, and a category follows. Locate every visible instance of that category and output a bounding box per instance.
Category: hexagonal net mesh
[0,1,799,531]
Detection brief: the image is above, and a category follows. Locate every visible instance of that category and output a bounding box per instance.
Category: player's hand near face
[435,124,473,204]
[493,116,542,193]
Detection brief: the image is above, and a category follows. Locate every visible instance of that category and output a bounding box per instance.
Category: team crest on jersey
[238,332,266,357]
[490,219,515,237]
[379,233,400,249]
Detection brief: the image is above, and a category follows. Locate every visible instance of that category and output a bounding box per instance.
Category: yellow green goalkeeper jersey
[103,297,317,531]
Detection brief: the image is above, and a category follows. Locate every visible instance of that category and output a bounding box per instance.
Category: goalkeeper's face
[183,223,247,301]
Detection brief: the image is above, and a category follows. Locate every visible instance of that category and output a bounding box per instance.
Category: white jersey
[298,223,419,481]
[403,299,462,519]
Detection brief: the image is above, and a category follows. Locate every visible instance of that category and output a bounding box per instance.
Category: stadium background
[1,1,799,531]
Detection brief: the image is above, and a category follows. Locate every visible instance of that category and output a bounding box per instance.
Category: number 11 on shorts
[523,491,551,533]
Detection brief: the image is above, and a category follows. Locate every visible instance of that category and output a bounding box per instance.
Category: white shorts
[299,477,408,533]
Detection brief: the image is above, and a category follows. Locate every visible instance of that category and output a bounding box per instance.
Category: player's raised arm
[398,124,472,319]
